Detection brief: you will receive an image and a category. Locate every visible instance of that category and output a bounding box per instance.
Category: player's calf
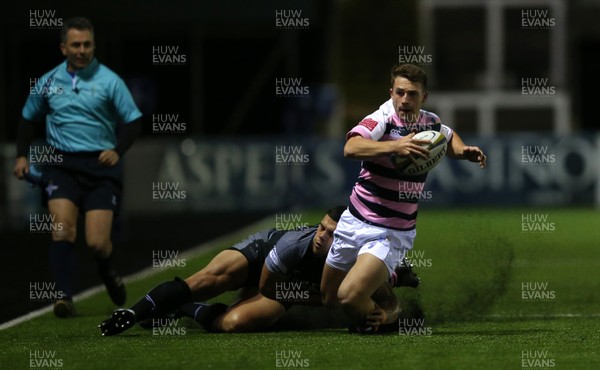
[337,254,389,329]
[129,277,192,320]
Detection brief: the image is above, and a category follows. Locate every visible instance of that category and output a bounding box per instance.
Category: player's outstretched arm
[344,133,430,161]
[259,265,322,306]
[258,264,281,301]
[446,130,487,168]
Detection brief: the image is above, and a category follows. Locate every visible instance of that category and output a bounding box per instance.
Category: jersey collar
[63,58,99,79]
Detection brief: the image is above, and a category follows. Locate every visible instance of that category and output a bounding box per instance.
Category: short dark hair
[391,64,427,90]
[61,17,94,43]
[326,205,346,223]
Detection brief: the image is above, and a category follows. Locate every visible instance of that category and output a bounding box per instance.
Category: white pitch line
[0,216,275,331]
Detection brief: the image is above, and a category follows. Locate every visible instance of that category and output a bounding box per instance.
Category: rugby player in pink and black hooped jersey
[321,63,487,332]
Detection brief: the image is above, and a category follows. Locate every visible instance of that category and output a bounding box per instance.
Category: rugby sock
[95,254,113,275]
[49,241,75,299]
[178,302,228,331]
[95,252,127,306]
[129,277,192,321]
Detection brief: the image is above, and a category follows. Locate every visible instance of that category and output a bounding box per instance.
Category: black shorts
[40,150,123,214]
[228,236,274,288]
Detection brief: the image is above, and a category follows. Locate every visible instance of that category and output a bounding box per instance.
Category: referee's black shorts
[40,149,123,214]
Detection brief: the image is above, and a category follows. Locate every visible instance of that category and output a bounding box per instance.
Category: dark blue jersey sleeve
[265,228,316,276]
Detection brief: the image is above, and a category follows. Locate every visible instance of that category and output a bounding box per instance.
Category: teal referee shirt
[22,58,142,153]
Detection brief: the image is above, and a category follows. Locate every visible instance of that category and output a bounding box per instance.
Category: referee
[13,17,142,317]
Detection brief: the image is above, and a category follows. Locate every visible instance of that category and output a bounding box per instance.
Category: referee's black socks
[49,240,75,300]
[129,277,192,321]
[95,253,113,275]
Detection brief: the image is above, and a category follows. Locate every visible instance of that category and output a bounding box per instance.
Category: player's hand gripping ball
[390,130,447,176]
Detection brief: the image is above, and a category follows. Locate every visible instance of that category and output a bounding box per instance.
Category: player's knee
[86,237,111,254]
[220,312,253,333]
[51,223,76,242]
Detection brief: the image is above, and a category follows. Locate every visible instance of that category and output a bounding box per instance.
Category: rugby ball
[390,130,447,176]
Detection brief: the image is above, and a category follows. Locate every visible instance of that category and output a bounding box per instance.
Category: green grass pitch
[1,208,599,369]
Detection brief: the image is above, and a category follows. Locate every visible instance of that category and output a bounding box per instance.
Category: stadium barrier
[1,133,598,229]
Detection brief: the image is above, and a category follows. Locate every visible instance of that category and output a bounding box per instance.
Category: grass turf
[1,208,598,369]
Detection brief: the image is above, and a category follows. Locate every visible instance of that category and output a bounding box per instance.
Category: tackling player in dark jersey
[99,206,347,335]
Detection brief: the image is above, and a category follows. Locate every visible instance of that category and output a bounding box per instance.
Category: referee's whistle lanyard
[66,58,97,94]
[71,74,79,94]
